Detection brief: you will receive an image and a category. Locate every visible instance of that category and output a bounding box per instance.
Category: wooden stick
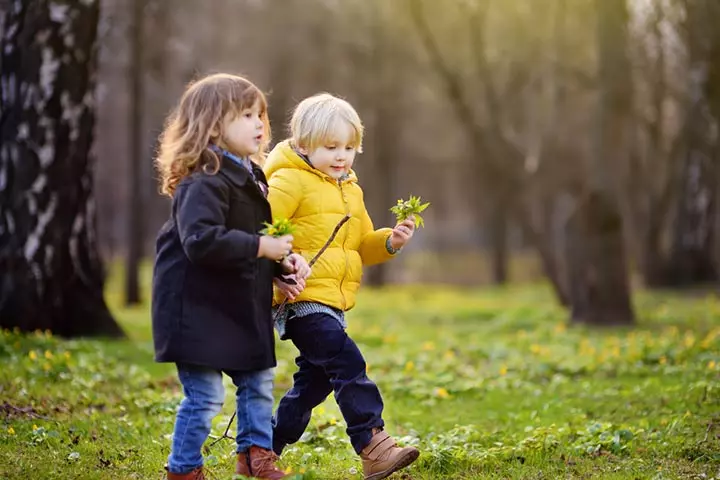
[272,214,351,322]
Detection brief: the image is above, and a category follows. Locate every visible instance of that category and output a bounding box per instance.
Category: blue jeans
[167,364,274,474]
[273,313,384,455]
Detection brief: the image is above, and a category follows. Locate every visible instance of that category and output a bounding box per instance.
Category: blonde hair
[155,73,271,197]
[289,93,363,154]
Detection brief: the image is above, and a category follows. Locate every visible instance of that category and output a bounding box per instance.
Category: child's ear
[297,145,309,155]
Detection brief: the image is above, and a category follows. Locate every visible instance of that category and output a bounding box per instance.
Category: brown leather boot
[248,445,288,479]
[360,429,419,480]
[166,466,205,480]
[236,451,251,477]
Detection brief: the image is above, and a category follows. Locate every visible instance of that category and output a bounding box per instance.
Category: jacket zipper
[338,179,350,310]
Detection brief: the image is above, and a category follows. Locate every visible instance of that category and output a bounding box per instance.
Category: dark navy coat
[152,155,280,371]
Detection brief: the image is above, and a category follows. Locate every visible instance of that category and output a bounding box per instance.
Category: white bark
[24,194,57,261]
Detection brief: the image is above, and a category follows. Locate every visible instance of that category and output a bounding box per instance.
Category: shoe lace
[254,450,283,473]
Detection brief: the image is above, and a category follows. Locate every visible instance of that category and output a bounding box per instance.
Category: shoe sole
[364,449,420,480]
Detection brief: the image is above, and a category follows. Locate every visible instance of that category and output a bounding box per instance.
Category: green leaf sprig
[390,195,430,228]
[260,218,296,237]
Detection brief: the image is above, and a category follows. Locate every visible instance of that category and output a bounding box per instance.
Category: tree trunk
[359,1,397,287]
[125,0,144,305]
[516,196,570,306]
[664,0,719,286]
[0,0,124,337]
[565,193,634,325]
[563,0,635,325]
[363,95,397,287]
[488,195,508,285]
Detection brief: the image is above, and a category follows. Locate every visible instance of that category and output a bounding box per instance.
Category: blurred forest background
[1,0,719,333]
[2,4,720,478]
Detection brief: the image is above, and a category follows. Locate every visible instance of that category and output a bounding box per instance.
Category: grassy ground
[1,269,719,479]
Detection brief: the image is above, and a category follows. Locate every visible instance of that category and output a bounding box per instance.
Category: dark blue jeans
[272,313,385,454]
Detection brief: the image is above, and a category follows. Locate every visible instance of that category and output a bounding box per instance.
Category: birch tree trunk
[0,0,123,337]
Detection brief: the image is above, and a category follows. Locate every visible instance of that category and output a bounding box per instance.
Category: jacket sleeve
[358,201,395,267]
[267,169,302,222]
[174,176,259,267]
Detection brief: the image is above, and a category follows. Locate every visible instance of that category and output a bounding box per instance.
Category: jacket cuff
[385,235,401,255]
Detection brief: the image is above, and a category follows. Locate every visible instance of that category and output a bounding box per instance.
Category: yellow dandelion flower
[7,427,15,435]
[499,365,508,376]
[422,342,435,351]
[32,424,38,431]
[530,344,542,354]
[684,334,695,348]
[43,362,51,372]
[329,417,337,425]
[64,352,71,360]
[554,323,566,334]
[708,360,716,370]
[28,351,37,361]
[443,350,455,360]
[435,387,450,399]
[404,361,415,372]
[44,350,53,359]
[382,334,397,344]
[659,356,667,365]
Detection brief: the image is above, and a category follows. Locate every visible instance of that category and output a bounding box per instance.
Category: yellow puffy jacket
[264,140,394,311]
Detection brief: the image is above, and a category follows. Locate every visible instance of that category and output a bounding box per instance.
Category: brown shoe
[166,466,205,480]
[360,429,419,480]
[248,445,288,479]
[236,451,251,477]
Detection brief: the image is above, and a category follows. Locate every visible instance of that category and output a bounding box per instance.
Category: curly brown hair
[155,73,271,197]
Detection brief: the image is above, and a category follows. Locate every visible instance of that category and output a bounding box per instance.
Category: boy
[264,93,418,480]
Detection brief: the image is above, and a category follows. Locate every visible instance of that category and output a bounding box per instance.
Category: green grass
[1,269,719,479]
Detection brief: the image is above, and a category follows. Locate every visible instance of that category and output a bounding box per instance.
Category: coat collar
[218,155,268,198]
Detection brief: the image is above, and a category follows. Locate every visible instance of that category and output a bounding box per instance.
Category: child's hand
[390,216,415,250]
[280,253,311,280]
[274,274,305,301]
[258,234,293,261]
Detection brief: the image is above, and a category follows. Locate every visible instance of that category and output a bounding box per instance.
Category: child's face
[216,100,265,157]
[300,122,358,180]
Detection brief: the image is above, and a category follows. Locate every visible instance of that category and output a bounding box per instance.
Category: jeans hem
[351,419,386,454]
[167,462,203,475]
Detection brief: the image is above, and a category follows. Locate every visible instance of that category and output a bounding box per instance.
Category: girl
[152,73,309,480]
